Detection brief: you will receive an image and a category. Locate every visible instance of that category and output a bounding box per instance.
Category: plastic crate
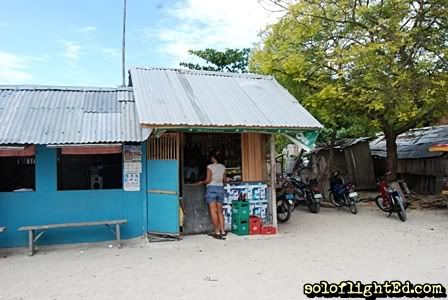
[231,200,249,221]
[249,216,261,235]
[260,225,277,235]
[232,219,249,236]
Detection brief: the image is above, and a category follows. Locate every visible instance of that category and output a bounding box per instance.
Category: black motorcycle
[276,174,322,223]
[328,172,358,214]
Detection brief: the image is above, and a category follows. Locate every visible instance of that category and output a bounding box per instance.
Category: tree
[252,0,448,180]
[180,48,250,73]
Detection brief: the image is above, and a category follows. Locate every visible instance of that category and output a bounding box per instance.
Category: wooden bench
[0,227,6,233]
[18,219,127,256]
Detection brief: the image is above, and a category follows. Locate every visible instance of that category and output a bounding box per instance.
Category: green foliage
[180,48,250,73]
[275,134,290,154]
[251,0,448,176]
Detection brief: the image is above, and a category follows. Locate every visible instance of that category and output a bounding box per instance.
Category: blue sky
[0,0,279,87]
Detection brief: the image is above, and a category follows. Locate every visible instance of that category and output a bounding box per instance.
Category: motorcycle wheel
[329,192,343,207]
[349,197,357,215]
[308,194,320,214]
[277,199,291,223]
[395,196,407,222]
[375,195,392,212]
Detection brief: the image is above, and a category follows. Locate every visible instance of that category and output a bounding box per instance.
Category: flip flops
[208,232,226,240]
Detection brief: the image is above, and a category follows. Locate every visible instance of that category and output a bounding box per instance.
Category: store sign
[123,145,142,192]
[429,144,448,152]
[154,127,321,135]
[282,130,320,152]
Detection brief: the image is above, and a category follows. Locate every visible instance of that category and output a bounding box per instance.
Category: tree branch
[394,107,436,135]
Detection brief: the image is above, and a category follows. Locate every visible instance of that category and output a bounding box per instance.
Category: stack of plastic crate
[231,200,249,235]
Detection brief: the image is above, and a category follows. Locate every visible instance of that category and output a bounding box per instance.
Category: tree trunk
[327,128,338,174]
[384,130,398,181]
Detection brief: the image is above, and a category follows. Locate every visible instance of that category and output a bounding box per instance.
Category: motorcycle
[276,174,322,223]
[276,190,292,223]
[328,171,358,214]
[374,172,407,222]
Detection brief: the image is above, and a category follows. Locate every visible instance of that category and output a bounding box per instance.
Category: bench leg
[116,224,122,248]
[28,230,35,256]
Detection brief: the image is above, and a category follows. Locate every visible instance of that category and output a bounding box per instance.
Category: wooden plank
[0,145,35,157]
[18,219,128,231]
[116,224,122,248]
[241,133,268,181]
[148,133,179,160]
[0,227,6,233]
[28,230,35,256]
[261,134,268,180]
[61,146,122,155]
[148,189,178,195]
[242,133,252,180]
[270,134,277,228]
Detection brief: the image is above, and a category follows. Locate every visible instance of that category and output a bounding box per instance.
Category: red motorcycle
[374,172,407,222]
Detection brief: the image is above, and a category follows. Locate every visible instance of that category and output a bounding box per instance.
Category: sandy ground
[1,204,447,300]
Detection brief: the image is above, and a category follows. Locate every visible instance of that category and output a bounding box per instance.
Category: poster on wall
[223,182,269,230]
[123,145,142,191]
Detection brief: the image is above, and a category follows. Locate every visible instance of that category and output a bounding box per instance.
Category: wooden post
[28,230,35,256]
[116,224,122,248]
[270,134,277,228]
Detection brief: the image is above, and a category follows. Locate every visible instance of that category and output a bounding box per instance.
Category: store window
[57,146,123,190]
[0,146,36,192]
[183,133,242,184]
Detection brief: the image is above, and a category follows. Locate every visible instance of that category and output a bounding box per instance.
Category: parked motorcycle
[276,190,292,223]
[276,174,322,223]
[374,172,407,222]
[328,171,358,214]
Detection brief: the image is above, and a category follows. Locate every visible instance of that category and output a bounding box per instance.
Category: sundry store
[130,67,323,236]
[0,69,322,249]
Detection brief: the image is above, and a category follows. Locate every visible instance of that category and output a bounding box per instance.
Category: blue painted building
[0,86,150,248]
[0,68,323,249]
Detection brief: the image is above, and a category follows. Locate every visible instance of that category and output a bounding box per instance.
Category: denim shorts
[205,185,225,204]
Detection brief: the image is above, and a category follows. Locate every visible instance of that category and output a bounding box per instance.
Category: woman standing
[197,150,226,240]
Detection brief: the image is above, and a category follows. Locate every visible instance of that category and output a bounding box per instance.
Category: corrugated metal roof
[369,125,448,159]
[309,137,370,154]
[0,86,145,144]
[130,67,323,130]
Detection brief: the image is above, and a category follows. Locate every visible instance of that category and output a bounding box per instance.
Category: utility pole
[121,0,127,87]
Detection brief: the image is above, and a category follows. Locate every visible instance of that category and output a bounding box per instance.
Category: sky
[0,0,281,87]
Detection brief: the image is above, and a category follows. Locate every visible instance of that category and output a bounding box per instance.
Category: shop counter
[182,184,213,234]
[182,182,269,234]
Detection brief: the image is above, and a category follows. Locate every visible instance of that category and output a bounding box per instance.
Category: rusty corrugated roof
[370,125,448,159]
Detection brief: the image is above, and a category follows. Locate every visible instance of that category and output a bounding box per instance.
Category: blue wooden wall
[0,145,147,248]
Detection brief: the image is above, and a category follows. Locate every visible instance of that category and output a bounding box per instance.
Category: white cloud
[149,0,283,65]
[0,52,33,84]
[78,25,97,33]
[59,40,81,61]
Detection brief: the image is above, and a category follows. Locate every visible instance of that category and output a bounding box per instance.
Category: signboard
[282,130,320,152]
[123,145,142,191]
[222,182,269,230]
[153,127,321,135]
[429,144,448,152]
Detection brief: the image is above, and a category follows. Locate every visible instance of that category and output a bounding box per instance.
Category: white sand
[1,205,447,300]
